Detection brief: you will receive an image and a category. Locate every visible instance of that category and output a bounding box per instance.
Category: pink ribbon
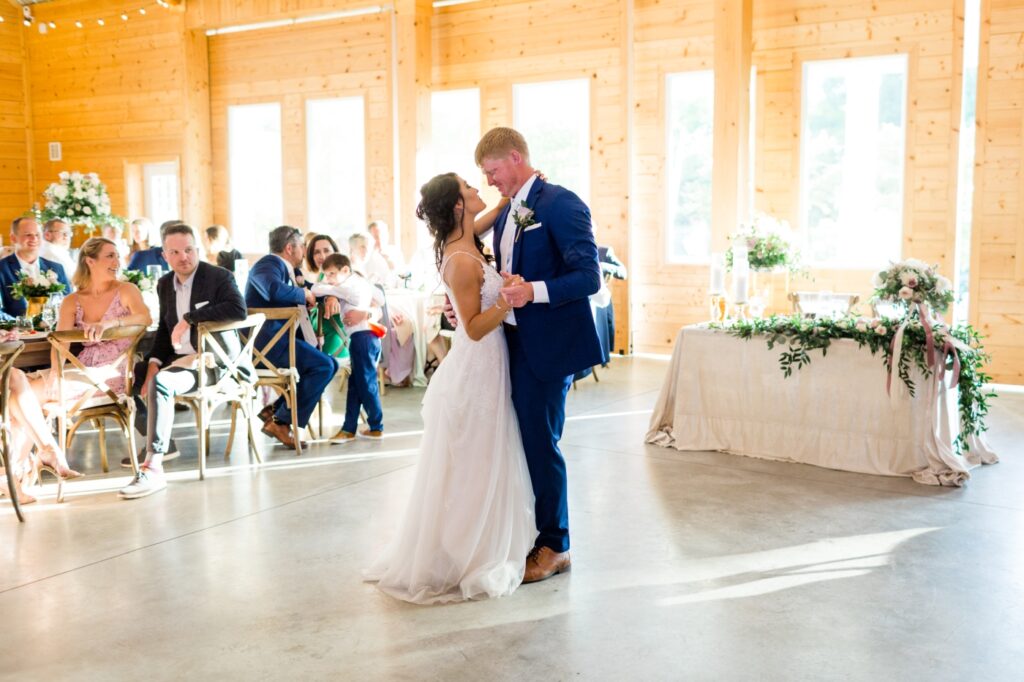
[918,302,936,368]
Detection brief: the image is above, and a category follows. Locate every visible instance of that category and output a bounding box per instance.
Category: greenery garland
[712,315,995,455]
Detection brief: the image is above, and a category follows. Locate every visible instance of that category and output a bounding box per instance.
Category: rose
[83,206,92,215]
[875,325,888,335]
[855,319,869,332]
[898,286,914,300]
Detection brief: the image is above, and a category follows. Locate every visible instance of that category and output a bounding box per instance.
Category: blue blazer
[244,254,309,357]
[494,178,604,380]
[0,253,71,320]
[127,246,169,273]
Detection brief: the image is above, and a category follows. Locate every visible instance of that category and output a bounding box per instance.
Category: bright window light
[228,103,283,253]
[666,70,714,262]
[422,88,481,249]
[306,96,367,237]
[800,54,908,267]
[513,79,590,204]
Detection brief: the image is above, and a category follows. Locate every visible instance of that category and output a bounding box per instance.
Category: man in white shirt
[41,219,78,280]
[349,231,393,286]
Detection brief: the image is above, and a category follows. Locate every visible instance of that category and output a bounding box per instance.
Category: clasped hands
[499,272,533,309]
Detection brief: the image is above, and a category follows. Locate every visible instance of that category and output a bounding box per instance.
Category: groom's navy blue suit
[494,178,603,553]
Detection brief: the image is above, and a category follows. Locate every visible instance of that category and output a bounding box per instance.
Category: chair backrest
[241,307,300,374]
[195,313,265,392]
[48,325,147,412]
[0,340,25,425]
[788,291,860,317]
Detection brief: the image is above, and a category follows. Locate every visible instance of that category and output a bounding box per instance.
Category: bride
[365,172,537,604]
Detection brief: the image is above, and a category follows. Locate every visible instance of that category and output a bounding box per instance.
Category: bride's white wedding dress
[365,251,537,604]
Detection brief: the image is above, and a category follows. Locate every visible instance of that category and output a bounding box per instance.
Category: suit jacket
[147,261,252,383]
[244,254,309,357]
[0,253,71,320]
[127,246,169,273]
[493,178,604,380]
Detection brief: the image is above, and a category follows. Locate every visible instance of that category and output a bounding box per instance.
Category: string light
[28,3,176,34]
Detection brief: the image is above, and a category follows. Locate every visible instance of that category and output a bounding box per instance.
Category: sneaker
[118,468,168,500]
[121,447,179,469]
[358,429,383,439]
[329,429,356,444]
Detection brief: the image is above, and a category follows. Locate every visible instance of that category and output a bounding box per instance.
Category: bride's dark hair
[416,172,491,271]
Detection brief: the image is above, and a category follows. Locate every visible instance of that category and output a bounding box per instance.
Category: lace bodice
[439,251,504,340]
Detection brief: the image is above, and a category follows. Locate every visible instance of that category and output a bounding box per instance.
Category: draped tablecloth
[383,289,441,388]
[645,325,998,486]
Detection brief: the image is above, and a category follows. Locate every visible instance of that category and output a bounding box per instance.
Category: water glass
[15,316,33,333]
[147,265,163,280]
[40,304,57,331]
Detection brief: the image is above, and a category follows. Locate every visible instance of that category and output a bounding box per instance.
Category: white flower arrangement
[41,171,116,228]
[120,269,157,293]
[872,259,955,314]
[9,269,65,300]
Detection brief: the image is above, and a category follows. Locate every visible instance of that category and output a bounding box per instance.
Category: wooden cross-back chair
[0,340,26,522]
[241,307,303,455]
[48,325,147,489]
[175,313,265,481]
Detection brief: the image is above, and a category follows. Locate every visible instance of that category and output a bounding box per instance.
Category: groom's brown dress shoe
[257,404,275,424]
[523,546,571,583]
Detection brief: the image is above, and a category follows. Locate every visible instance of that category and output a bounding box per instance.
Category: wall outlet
[48,142,62,162]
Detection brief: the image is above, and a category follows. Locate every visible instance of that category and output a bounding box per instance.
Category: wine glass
[40,303,57,332]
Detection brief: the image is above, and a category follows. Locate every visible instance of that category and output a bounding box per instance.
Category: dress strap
[440,250,486,283]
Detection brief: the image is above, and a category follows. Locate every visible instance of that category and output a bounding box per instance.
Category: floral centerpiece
[872,259,954,315]
[9,270,66,317]
[121,269,157,293]
[714,314,994,458]
[40,171,118,234]
[725,213,802,273]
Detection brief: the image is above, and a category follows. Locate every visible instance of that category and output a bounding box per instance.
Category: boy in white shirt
[312,253,385,443]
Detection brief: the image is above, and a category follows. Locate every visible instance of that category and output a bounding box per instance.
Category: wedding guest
[245,225,338,448]
[101,223,131,264]
[304,234,340,283]
[40,219,77,277]
[127,217,169,273]
[0,217,71,320]
[312,253,384,442]
[367,220,404,272]
[203,224,244,272]
[1,331,81,504]
[120,223,250,499]
[348,232,392,286]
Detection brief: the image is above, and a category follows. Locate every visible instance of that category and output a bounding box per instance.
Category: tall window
[142,161,180,228]
[307,96,366,237]
[954,0,981,323]
[800,54,908,266]
[513,79,590,203]
[666,70,714,262]
[228,103,283,253]
[423,88,481,248]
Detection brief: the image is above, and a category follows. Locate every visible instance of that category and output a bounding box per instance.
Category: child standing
[312,253,385,443]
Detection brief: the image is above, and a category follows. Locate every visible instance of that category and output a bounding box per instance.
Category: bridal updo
[416,172,490,271]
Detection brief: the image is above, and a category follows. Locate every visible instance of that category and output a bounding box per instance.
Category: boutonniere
[512,203,536,243]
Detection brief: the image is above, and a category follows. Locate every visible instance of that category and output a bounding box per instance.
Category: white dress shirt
[496,174,550,325]
[15,254,41,279]
[311,274,384,335]
[173,268,198,356]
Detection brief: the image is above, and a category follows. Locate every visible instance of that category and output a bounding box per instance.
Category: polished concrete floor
[1,357,1022,681]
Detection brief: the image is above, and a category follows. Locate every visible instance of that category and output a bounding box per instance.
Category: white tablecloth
[646,326,998,486]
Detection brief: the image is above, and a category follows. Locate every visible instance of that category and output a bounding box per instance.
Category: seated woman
[304,234,349,360]
[126,217,169,273]
[203,224,244,272]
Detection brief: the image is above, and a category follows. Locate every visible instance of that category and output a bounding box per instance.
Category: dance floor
[1,357,1022,680]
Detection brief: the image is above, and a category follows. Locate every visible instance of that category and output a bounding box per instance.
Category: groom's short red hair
[475,127,530,166]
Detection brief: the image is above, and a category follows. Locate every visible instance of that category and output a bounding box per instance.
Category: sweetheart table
[645,325,998,486]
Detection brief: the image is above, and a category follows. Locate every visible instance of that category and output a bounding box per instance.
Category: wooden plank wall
[632,0,963,353]
[971,0,1024,383]
[432,0,632,355]
[0,1,31,226]
[207,11,393,237]
[24,0,193,225]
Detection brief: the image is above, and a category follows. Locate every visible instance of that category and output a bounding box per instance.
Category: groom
[474,127,604,582]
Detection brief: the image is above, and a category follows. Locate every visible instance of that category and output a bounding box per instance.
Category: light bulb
[139,8,147,15]
[97,19,105,26]
[49,21,56,28]
[121,13,128,21]
[75,20,83,28]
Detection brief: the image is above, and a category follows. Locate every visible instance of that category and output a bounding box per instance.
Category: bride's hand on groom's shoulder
[443,297,458,328]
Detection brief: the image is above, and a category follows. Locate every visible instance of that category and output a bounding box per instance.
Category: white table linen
[646,325,998,486]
